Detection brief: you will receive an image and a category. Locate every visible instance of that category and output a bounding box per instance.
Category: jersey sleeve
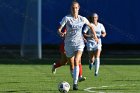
[60,16,67,27]
[101,24,106,33]
[83,17,90,25]
[83,25,90,33]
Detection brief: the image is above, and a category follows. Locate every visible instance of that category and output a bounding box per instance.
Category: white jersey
[60,14,89,46]
[83,22,106,43]
[83,22,106,51]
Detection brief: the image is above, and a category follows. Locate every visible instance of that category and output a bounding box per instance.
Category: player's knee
[89,58,94,63]
[95,55,100,58]
[74,58,80,66]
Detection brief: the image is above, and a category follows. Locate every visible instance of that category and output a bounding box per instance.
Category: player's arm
[87,23,98,42]
[83,26,93,38]
[58,16,67,37]
[101,32,106,37]
[101,24,106,37]
[58,26,65,37]
[83,17,98,42]
[83,33,92,38]
[82,35,87,43]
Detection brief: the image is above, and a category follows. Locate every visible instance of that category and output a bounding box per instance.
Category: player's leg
[67,56,74,78]
[88,51,95,70]
[68,55,86,82]
[86,42,96,70]
[94,49,101,76]
[94,40,102,76]
[68,57,86,82]
[73,50,83,90]
[52,42,68,74]
[78,60,86,82]
[52,52,67,74]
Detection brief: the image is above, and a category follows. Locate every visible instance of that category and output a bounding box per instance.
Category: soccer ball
[58,81,70,93]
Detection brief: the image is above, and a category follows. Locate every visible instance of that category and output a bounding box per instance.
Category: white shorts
[64,45,85,58]
[86,39,102,51]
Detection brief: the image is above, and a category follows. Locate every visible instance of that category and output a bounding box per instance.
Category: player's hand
[83,37,87,43]
[101,32,106,37]
[59,32,66,37]
[94,37,99,43]
[101,34,106,37]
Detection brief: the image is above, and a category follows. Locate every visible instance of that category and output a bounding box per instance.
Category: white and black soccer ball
[58,81,70,93]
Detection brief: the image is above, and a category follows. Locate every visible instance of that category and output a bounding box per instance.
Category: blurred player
[83,13,106,76]
[52,28,86,82]
[58,1,98,90]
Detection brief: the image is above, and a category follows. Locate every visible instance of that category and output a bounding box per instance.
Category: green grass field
[0,63,140,93]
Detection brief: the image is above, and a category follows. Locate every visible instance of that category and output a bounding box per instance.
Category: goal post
[37,0,42,59]
[20,0,42,59]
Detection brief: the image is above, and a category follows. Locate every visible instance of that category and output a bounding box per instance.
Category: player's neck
[94,21,98,26]
[72,13,78,19]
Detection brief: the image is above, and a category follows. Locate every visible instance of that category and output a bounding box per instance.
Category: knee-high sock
[73,66,79,84]
[79,64,82,78]
[95,58,100,74]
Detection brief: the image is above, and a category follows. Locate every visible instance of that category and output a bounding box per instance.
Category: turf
[0,64,139,93]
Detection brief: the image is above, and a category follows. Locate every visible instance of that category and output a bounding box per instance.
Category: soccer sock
[79,64,82,78]
[73,66,79,84]
[90,59,94,65]
[95,58,100,74]
[54,61,62,68]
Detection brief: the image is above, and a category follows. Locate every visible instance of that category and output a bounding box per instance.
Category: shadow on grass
[0,58,140,65]
[113,80,140,82]
[0,90,29,93]
[0,90,59,93]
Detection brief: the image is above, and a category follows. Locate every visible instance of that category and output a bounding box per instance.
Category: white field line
[84,83,137,93]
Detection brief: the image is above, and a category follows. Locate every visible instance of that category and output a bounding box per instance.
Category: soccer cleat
[52,63,56,74]
[79,77,86,82]
[62,90,67,93]
[89,63,93,70]
[94,73,98,76]
[73,84,78,90]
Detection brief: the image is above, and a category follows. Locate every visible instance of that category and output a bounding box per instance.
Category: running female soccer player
[58,1,98,90]
[83,13,106,76]
[52,28,86,82]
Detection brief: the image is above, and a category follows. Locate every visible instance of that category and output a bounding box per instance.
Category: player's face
[93,16,98,22]
[71,3,79,15]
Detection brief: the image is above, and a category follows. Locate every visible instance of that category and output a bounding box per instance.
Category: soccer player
[58,1,98,90]
[52,28,86,82]
[83,13,106,76]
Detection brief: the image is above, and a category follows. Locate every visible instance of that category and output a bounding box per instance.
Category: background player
[83,13,106,76]
[58,1,98,90]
